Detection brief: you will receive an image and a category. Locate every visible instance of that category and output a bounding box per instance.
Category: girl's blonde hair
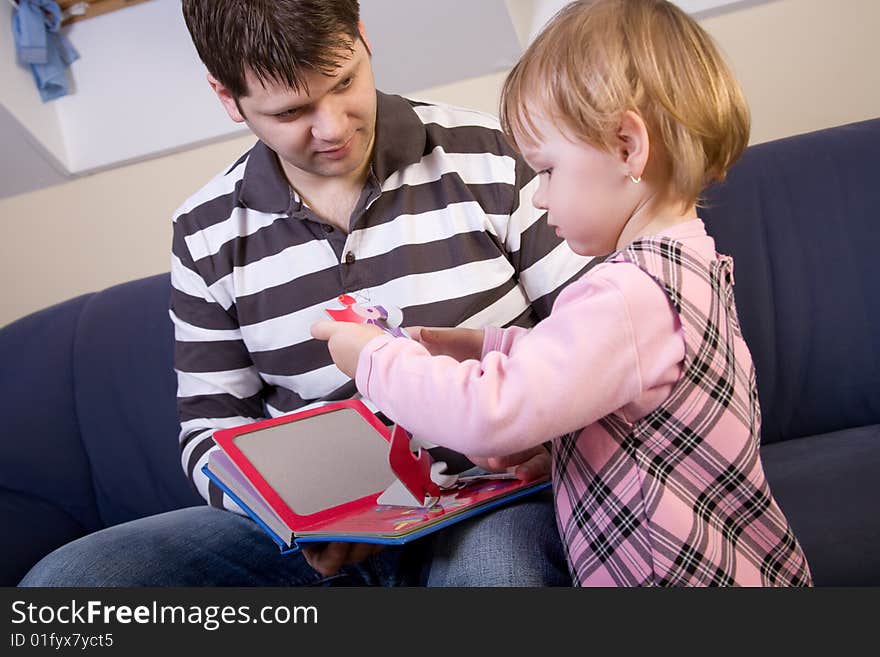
[500,0,750,206]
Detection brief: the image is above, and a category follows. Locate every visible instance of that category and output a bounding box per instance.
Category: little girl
[312,0,812,586]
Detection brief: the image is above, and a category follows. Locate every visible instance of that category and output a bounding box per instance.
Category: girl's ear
[617,111,650,182]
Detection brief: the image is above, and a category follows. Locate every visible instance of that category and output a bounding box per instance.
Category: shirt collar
[237,91,426,214]
[371,91,426,184]
[237,140,291,214]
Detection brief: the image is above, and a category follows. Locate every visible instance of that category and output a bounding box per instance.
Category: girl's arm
[356,264,683,457]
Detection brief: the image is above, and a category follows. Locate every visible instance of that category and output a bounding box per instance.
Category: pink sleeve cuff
[481,326,506,359]
[355,334,395,398]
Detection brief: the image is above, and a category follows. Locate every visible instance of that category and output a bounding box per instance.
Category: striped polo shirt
[170,91,593,510]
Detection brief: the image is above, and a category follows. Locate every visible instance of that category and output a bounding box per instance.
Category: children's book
[202,399,550,553]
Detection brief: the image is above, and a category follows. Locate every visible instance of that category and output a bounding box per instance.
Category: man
[20,0,591,586]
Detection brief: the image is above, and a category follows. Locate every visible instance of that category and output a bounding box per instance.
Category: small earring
[628,173,642,184]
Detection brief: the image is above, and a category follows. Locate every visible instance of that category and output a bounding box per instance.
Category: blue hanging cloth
[11,0,80,102]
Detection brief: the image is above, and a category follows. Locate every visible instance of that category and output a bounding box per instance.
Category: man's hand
[411,326,485,361]
[467,445,551,482]
[301,542,385,577]
[310,321,386,378]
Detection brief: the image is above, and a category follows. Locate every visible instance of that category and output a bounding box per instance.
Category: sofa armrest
[0,293,103,535]
[0,488,88,585]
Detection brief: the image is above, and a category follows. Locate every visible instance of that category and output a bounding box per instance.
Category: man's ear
[207,73,246,124]
[617,110,650,181]
[358,20,372,55]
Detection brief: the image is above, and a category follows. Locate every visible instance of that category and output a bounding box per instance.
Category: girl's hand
[310,321,386,378]
[410,326,485,361]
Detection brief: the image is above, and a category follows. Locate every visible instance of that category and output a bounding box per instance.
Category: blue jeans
[18,490,570,587]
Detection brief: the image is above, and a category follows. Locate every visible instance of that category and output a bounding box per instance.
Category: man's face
[213,37,377,184]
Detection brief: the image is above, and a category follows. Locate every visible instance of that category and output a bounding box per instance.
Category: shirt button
[344,251,356,265]
[322,224,334,233]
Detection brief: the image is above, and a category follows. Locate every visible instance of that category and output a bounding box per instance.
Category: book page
[232,407,396,516]
[295,478,550,539]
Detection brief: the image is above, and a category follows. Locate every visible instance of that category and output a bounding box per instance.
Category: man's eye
[275,108,301,120]
[337,76,354,90]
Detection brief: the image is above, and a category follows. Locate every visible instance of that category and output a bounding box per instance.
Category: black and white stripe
[170,92,593,510]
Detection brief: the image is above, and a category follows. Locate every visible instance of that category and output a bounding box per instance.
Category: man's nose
[311,98,347,143]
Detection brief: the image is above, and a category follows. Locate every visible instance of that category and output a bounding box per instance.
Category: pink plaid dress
[555,237,812,586]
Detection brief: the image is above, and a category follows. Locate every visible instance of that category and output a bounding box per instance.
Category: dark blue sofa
[2,119,878,586]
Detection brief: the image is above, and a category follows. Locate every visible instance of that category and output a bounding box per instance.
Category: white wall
[52,0,241,174]
[700,0,880,144]
[1,0,879,327]
[0,0,522,185]
[506,0,753,44]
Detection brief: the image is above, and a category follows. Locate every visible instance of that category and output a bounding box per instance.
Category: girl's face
[515,109,637,256]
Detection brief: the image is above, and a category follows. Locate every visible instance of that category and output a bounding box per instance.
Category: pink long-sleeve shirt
[354,221,713,456]
[355,219,813,586]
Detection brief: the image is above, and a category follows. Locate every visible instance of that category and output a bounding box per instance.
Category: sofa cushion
[761,424,880,585]
[702,119,880,444]
[73,274,203,527]
[0,294,102,533]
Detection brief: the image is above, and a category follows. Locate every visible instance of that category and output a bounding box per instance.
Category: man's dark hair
[182,0,361,98]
